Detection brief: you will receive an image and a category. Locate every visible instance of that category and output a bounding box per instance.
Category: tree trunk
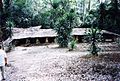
[0,0,13,41]
[83,0,85,23]
[88,0,91,11]
[0,0,3,42]
[0,0,4,24]
[0,0,3,11]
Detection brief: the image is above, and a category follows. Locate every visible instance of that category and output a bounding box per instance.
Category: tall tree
[98,3,106,29]
[0,0,4,42]
[0,0,4,27]
[46,0,76,47]
[106,0,120,33]
[0,0,13,41]
[88,0,91,11]
[0,0,3,12]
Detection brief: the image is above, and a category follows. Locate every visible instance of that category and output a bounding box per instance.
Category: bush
[11,6,32,28]
[6,21,14,38]
[54,9,76,47]
[68,39,77,51]
[85,27,102,56]
[46,0,77,47]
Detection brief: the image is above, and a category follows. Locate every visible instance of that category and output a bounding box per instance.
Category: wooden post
[25,39,30,46]
[54,38,57,43]
[76,36,79,41]
[45,38,49,43]
[36,38,40,45]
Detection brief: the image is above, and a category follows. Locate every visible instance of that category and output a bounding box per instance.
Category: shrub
[6,21,14,38]
[47,0,77,48]
[54,9,76,47]
[85,27,102,56]
[68,39,77,51]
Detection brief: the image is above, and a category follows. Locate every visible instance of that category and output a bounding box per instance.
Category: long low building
[3,27,119,49]
[12,27,89,39]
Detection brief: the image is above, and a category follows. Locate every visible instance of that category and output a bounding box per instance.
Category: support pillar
[36,38,40,45]
[45,38,49,43]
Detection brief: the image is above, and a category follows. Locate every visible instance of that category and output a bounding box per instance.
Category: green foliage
[51,0,60,9]
[11,3,32,28]
[6,21,14,38]
[6,21,14,28]
[97,3,107,29]
[54,9,74,47]
[0,0,32,28]
[45,0,77,47]
[82,12,97,28]
[86,1,120,34]
[0,0,11,27]
[68,39,77,51]
[85,27,102,56]
[105,0,120,34]
[14,0,27,6]
[32,12,52,29]
[0,0,14,40]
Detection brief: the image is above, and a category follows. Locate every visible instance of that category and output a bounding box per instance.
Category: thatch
[102,30,120,37]
[12,27,89,39]
[12,27,120,40]
[2,27,120,48]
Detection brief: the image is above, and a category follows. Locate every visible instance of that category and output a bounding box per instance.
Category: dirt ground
[2,43,120,81]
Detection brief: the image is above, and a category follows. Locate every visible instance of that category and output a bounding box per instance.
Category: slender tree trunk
[110,0,118,11]
[0,0,4,23]
[88,0,91,11]
[114,0,119,33]
[83,0,85,23]
[0,0,12,41]
[0,0,3,42]
[0,0,3,11]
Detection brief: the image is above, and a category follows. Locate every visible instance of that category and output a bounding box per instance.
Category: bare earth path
[5,44,88,81]
[4,43,120,81]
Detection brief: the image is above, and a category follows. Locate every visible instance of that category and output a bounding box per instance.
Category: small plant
[6,21,14,27]
[68,39,77,51]
[6,21,14,38]
[85,27,102,56]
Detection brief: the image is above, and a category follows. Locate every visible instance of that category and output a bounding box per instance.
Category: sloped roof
[102,30,120,37]
[3,27,89,47]
[12,27,120,40]
[12,27,89,39]
[3,27,120,48]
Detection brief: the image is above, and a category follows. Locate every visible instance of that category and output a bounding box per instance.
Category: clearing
[3,43,120,81]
